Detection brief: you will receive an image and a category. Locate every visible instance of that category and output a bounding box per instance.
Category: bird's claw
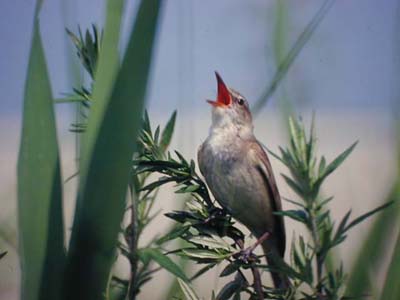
[233,246,258,263]
[233,231,271,263]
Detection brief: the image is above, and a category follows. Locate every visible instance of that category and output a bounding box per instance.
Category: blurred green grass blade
[252,0,336,115]
[345,184,400,298]
[63,0,163,299]
[18,6,65,300]
[380,229,400,300]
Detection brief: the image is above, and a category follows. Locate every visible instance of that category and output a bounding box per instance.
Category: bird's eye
[238,98,245,105]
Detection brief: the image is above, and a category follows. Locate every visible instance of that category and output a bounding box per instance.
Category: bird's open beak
[207,72,232,107]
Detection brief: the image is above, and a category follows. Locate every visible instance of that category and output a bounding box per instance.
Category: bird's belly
[206,156,274,234]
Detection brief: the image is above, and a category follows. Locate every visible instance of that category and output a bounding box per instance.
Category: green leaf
[318,156,326,177]
[274,210,308,224]
[160,110,177,151]
[321,141,358,180]
[216,274,246,300]
[188,235,234,252]
[281,174,304,197]
[54,96,88,103]
[181,249,228,261]
[345,185,400,297]
[157,225,190,245]
[143,110,152,136]
[380,230,400,300]
[154,125,160,144]
[18,4,65,300]
[138,248,189,282]
[176,184,200,194]
[63,1,163,299]
[343,201,392,234]
[333,210,351,242]
[177,278,201,300]
[220,261,241,277]
[0,251,7,260]
[141,176,176,191]
[252,0,336,114]
[190,263,217,281]
[165,211,199,223]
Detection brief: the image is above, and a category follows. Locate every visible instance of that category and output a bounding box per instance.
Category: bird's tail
[261,238,290,290]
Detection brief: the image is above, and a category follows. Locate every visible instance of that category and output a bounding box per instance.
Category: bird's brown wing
[248,140,286,257]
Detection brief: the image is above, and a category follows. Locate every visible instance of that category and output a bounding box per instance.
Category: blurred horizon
[1,0,399,117]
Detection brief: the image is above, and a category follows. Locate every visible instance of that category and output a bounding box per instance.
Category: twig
[128,178,139,300]
[251,267,264,300]
[309,204,323,295]
[233,233,270,299]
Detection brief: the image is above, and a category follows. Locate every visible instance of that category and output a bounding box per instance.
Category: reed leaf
[63,0,163,299]
[18,2,65,299]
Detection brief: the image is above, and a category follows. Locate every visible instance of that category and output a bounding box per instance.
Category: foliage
[267,117,391,299]
[18,1,397,300]
[17,4,65,300]
[62,24,391,298]
[128,115,390,299]
[18,1,163,300]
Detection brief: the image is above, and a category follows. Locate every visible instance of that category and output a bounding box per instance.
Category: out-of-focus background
[1,0,399,299]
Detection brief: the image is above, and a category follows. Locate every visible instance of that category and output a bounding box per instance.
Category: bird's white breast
[199,127,273,233]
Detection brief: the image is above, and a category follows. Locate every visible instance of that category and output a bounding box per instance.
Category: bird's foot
[233,231,271,263]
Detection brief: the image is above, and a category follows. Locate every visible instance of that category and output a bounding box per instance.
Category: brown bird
[198,72,288,288]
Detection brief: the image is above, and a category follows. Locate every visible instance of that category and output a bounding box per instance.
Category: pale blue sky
[0,0,399,117]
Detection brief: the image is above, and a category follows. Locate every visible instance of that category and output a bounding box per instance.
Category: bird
[198,72,288,288]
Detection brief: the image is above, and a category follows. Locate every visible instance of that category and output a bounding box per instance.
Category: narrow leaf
[188,235,234,251]
[252,0,336,114]
[138,248,189,282]
[18,6,65,300]
[216,275,245,300]
[182,249,227,260]
[322,141,358,180]
[282,174,304,197]
[0,251,7,260]
[63,1,163,299]
[177,278,200,300]
[343,201,393,234]
[160,110,177,151]
[380,230,400,300]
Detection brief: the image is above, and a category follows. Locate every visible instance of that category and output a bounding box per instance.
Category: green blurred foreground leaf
[380,228,400,300]
[63,0,163,299]
[18,3,65,300]
[345,184,400,298]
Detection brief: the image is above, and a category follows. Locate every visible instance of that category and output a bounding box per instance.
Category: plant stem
[251,266,264,300]
[308,204,323,295]
[128,180,139,300]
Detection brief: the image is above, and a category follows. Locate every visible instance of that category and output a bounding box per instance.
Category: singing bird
[198,72,288,288]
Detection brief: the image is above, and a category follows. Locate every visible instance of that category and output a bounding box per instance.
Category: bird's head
[207,72,253,133]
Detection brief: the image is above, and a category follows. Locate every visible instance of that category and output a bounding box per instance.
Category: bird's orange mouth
[207,72,232,107]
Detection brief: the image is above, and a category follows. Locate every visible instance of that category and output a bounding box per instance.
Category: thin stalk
[308,203,323,294]
[251,267,264,300]
[234,233,270,299]
[252,0,336,115]
[128,178,139,300]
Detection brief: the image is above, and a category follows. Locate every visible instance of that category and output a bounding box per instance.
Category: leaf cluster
[268,116,391,299]
[56,26,102,132]
[57,25,391,300]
